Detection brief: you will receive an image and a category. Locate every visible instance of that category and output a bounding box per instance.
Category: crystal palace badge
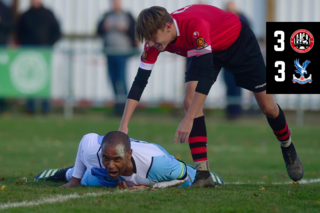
[293,59,312,84]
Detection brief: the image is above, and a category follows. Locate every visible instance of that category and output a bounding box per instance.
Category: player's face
[147,24,173,51]
[101,145,132,179]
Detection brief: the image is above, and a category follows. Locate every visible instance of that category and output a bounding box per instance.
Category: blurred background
[1,1,320,200]
[0,0,319,125]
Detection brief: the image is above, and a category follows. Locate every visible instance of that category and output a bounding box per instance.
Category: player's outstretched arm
[119,68,152,133]
[119,99,139,134]
[60,177,81,188]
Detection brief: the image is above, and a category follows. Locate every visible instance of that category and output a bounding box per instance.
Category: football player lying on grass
[35,131,224,189]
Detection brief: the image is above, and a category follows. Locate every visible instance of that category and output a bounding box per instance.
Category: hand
[117,180,128,189]
[118,126,128,134]
[117,180,148,190]
[129,185,149,189]
[59,177,81,188]
[174,117,194,144]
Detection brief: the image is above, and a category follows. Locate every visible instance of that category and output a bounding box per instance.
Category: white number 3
[275,61,285,82]
[274,30,285,51]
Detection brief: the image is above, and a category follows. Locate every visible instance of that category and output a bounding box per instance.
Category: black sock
[267,105,290,144]
[188,116,208,170]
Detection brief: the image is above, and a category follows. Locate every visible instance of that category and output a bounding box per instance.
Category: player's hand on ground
[117,180,148,190]
[129,185,149,189]
[117,180,128,189]
[118,126,128,134]
[59,177,81,188]
[174,117,193,144]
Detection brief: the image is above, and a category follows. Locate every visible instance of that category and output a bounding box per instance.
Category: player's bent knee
[261,105,278,118]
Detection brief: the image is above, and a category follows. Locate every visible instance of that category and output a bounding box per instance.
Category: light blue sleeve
[147,155,187,184]
[68,167,121,187]
[68,167,103,187]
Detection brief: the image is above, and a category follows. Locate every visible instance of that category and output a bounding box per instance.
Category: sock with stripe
[188,116,209,171]
[267,105,291,147]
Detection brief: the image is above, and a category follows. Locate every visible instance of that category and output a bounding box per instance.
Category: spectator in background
[226,1,250,26]
[223,1,251,120]
[0,0,14,45]
[17,0,61,115]
[97,0,137,116]
[0,0,14,114]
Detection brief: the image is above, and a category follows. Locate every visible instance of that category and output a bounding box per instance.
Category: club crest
[141,51,149,62]
[196,37,208,49]
[293,59,312,84]
[290,29,314,53]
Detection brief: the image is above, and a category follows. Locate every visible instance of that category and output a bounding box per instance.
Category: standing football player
[118,5,304,187]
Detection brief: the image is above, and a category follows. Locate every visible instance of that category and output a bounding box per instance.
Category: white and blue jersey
[120,139,188,188]
[71,133,188,188]
[70,133,224,188]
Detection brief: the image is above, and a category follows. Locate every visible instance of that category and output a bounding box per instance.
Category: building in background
[16,0,61,114]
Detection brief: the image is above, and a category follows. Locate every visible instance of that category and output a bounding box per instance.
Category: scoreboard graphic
[266,22,320,94]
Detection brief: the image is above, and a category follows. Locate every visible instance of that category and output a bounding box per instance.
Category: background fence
[3,0,320,121]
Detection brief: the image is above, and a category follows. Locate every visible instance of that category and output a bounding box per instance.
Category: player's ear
[166,22,172,32]
[127,149,133,159]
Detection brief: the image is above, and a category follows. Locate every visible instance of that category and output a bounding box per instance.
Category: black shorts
[185,20,266,93]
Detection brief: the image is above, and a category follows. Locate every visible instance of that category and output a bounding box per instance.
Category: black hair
[101,131,131,154]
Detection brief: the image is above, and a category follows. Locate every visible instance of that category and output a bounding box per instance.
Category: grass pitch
[0,111,320,212]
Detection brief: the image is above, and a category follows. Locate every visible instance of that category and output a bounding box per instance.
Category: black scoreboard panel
[266,22,320,94]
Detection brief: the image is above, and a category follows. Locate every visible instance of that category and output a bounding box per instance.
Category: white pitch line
[0,190,128,210]
[226,178,320,185]
[1,178,320,210]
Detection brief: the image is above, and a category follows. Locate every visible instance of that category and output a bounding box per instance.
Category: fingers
[129,185,148,189]
[117,180,123,188]
[175,131,190,144]
[185,132,190,144]
[179,132,184,144]
[117,181,128,189]
[59,183,71,188]
[174,131,179,144]
[59,183,70,188]
[179,131,190,144]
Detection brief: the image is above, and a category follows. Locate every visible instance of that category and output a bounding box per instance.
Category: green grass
[0,112,320,213]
